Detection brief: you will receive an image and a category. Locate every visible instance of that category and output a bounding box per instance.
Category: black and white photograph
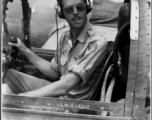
[1,0,151,120]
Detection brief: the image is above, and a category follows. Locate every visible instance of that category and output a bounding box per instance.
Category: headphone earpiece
[86,4,92,14]
[57,0,92,19]
[57,10,64,19]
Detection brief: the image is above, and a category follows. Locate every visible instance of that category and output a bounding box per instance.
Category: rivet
[101,107,104,110]
[145,64,148,67]
[21,101,24,104]
[137,88,141,90]
[138,71,142,74]
[135,17,138,19]
[56,104,59,107]
[48,103,51,106]
[13,101,15,104]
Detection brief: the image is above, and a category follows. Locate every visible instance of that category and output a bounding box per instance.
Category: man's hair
[56,0,92,19]
[57,0,87,10]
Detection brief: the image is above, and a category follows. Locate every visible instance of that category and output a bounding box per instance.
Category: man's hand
[8,38,27,53]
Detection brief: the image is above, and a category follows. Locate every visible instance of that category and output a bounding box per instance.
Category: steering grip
[9,37,18,43]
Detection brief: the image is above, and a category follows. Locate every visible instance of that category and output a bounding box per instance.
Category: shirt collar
[69,21,91,43]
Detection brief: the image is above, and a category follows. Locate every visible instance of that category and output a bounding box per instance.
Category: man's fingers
[8,37,20,46]
[17,38,20,42]
[8,42,15,45]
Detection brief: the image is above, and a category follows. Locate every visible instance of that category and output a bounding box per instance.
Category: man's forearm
[21,48,59,79]
[19,80,67,97]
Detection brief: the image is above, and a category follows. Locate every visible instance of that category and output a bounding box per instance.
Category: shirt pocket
[60,48,69,66]
[61,54,68,66]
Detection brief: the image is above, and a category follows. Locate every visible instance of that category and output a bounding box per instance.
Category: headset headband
[56,0,92,19]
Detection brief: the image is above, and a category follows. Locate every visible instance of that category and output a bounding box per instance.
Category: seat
[88,0,131,105]
[77,0,131,115]
[75,41,114,115]
[88,41,114,101]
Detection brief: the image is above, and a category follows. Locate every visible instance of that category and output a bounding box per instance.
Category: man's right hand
[8,38,27,53]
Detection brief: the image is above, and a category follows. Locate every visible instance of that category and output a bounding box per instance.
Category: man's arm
[22,47,59,79]
[19,72,81,97]
[8,38,59,80]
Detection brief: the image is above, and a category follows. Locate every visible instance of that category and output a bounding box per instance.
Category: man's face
[62,0,87,30]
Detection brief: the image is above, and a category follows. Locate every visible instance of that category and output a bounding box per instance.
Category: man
[2,0,108,100]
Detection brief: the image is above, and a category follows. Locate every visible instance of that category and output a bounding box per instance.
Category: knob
[9,37,17,43]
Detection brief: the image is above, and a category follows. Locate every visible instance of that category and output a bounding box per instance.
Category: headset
[56,0,92,19]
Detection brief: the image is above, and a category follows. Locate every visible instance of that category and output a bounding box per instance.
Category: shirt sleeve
[67,39,108,86]
[50,31,67,75]
[50,58,60,73]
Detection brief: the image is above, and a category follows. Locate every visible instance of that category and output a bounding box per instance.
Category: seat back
[118,0,131,30]
[111,0,131,101]
[88,41,114,101]
[88,0,131,101]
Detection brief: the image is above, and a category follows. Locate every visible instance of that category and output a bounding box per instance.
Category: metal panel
[130,0,139,40]
[124,0,151,118]
[124,41,139,117]
[0,1,2,120]
[2,95,124,117]
[124,0,140,117]
[132,0,151,117]
[2,108,132,120]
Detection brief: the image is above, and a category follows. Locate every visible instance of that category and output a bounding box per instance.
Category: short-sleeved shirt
[51,21,109,100]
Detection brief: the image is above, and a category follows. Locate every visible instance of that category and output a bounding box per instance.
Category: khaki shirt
[51,21,109,99]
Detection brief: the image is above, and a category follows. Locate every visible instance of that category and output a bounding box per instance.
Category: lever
[9,36,18,43]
